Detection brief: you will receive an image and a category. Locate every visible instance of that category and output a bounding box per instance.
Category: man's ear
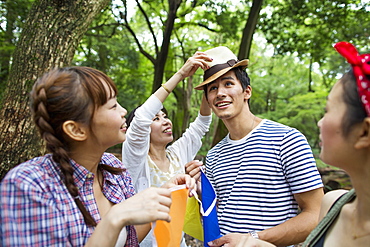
[354,117,370,149]
[244,85,252,101]
[62,120,88,141]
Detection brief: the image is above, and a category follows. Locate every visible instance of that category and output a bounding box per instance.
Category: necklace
[351,209,370,239]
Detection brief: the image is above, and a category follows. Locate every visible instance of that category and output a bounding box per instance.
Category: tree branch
[135,0,159,54]
[120,0,155,64]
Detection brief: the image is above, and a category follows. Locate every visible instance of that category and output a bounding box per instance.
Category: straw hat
[194,46,249,90]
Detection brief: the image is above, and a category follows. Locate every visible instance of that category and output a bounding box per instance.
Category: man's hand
[236,235,276,247]
[208,233,245,247]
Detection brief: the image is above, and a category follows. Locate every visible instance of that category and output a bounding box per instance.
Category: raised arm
[122,52,212,191]
[155,52,212,102]
[200,93,212,116]
[256,188,324,245]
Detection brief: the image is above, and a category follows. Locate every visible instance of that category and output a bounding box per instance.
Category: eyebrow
[221,76,235,81]
[208,76,236,87]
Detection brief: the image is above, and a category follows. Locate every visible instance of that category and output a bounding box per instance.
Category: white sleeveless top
[114,227,127,247]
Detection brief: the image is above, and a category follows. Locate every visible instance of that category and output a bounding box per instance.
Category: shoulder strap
[302,189,356,247]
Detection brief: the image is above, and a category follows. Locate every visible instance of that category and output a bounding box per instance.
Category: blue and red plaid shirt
[0,152,139,247]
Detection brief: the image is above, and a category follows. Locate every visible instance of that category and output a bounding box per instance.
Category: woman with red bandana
[235,42,370,247]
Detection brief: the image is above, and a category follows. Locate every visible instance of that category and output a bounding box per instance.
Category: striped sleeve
[280,128,323,194]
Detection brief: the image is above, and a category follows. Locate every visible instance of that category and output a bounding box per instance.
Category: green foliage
[73,6,151,111]
[2,0,367,166]
[71,0,367,156]
[247,43,330,149]
[268,90,327,148]
[0,0,34,102]
[190,1,248,41]
[260,0,370,64]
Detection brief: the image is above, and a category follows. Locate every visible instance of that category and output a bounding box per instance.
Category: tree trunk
[172,75,192,140]
[0,0,110,180]
[151,0,183,93]
[308,56,314,92]
[238,0,264,60]
[212,0,263,147]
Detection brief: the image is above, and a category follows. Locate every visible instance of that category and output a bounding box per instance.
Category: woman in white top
[122,51,212,246]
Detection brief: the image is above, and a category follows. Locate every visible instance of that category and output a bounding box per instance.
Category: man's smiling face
[206,70,251,120]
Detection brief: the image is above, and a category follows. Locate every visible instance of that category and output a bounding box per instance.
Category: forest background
[0,0,369,189]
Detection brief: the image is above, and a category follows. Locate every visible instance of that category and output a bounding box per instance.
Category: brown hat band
[203,59,238,81]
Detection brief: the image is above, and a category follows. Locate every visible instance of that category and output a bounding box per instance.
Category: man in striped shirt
[192,46,324,247]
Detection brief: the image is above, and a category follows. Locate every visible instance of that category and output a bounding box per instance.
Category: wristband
[248,230,259,239]
[161,84,171,94]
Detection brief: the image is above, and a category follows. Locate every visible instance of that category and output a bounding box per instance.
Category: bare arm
[318,189,348,221]
[134,224,152,243]
[200,93,212,116]
[85,175,195,247]
[236,235,276,247]
[184,95,209,179]
[84,187,172,247]
[257,188,324,246]
[154,52,211,102]
[183,95,210,188]
[208,188,324,247]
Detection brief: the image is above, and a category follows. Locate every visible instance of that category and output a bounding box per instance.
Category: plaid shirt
[0,153,138,247]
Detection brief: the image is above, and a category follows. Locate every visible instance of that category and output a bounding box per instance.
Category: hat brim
[194,59,249,90]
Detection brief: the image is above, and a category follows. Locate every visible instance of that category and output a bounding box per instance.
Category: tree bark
[0,0,110,180]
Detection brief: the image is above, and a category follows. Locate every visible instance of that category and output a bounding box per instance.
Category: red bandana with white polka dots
[334,42,370,117]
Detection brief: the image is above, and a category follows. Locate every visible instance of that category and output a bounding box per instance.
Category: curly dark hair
[203,66,251,104]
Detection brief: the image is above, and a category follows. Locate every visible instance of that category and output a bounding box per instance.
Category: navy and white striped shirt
[206,119,323,234]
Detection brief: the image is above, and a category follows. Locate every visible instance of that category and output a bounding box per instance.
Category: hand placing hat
[195,46,249,90]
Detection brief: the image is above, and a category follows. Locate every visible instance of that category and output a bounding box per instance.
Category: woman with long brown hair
[0,66,195,246]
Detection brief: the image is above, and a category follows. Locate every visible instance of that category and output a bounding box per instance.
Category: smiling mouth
[163,128,172,133]
[216,102,231,107]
